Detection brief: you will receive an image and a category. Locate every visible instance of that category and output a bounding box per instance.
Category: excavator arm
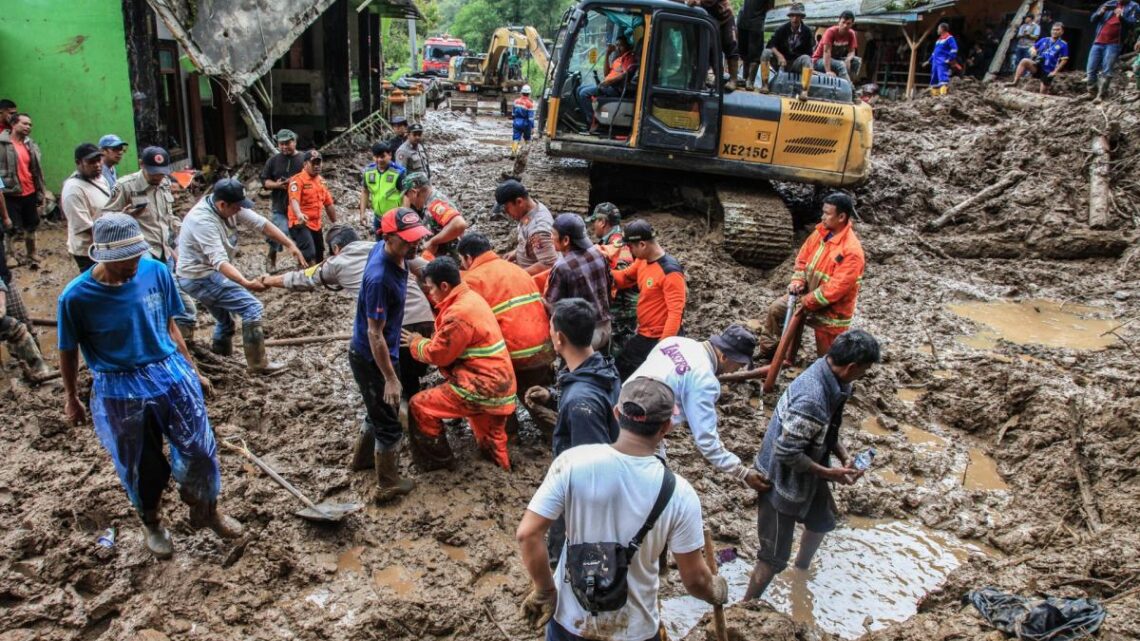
[524,26,550,72]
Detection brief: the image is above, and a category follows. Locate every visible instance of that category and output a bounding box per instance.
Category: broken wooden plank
[926,170,1026,231]
[1068,402,1103,532]
[1089,134,1112,229]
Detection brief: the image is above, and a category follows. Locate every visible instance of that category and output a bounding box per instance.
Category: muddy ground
[2,78,1138,641]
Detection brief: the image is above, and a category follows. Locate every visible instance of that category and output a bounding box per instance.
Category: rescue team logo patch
[290,183,299,192]
[401,212,420,225]
[153,154,165,164]
[645,278,655,288]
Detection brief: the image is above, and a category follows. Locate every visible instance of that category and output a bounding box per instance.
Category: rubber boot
[374,446,415,503]
[1095,76,1109,102]
[9,331,54,382]
[758,60,771,93]
[141,509,174,559]
[242,321,286,376]
[24,233,38,267]
[510,141,519,157]
[744,62,758,91]
[265,249,277,274]
[211,334,233,356]
[940,84,949,96]
[350,425,376,471]
[725,58,740,91]
[188,499,244,539]
[408,423,456,472]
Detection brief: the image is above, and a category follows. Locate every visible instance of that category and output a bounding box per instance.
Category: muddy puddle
[661,517,990,639]
[861,416,947,449]
[949,299,1118,351]
[962,448,1010,491]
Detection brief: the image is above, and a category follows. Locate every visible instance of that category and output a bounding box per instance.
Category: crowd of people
[0,101,889,637]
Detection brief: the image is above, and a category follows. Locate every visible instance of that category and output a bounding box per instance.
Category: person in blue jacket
[510,84,536,158]
[1010,22,1070,94]
[924,23,958,96]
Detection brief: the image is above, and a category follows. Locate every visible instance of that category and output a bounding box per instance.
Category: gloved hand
[709,575,729,606]
[521,586,557,629]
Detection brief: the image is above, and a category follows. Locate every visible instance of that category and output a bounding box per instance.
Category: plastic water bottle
[96,527,116,548]
[853,449,876,471]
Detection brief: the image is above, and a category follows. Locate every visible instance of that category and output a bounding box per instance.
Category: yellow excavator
[448,26,551,114]
[539,0,872,268]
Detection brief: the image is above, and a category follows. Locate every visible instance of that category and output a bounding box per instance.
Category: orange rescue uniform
[408,282,518,469]
[287,171,334,231]
[772,221,864,355]
[612,254,686,339]
[461,252,554,370]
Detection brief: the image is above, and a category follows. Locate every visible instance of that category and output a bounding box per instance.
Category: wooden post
[902,20,937,100]
[984,0,1036,83]
[186,73,208,165]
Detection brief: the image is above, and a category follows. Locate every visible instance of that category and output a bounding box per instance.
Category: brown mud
[2,79,1139,640]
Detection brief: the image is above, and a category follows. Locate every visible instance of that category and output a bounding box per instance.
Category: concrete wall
[0,1,139,192]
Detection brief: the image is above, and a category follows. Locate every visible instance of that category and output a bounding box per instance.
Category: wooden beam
[903,19,938,100]
[984,0,1035,82]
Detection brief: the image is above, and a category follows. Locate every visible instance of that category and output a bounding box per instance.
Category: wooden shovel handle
[219,439,322,511]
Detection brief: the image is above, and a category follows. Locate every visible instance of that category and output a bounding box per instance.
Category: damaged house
[0,0,421,188]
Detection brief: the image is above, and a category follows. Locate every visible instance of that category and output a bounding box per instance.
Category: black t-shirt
[259,152,304,213]
[737,0,771,30]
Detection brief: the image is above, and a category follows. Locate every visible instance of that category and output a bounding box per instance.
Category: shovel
[763,294,804,393]
[220,439,363,523]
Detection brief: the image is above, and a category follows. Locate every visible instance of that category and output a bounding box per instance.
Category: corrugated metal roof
[766,0,959,27]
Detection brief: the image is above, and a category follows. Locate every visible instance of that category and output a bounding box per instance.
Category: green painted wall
[0,1,139,193]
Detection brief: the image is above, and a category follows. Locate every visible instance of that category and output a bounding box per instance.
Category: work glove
[521,587,557,629]
[709,575,729,606]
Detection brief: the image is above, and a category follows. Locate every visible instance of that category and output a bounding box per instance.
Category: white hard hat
[521,84,532,94]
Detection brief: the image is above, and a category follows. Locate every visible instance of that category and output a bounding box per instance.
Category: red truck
[422,36,466,76]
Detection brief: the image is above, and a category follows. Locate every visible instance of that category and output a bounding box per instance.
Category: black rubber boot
[242,321,286,376]
[374,446,415,503]
[141,509,173,559]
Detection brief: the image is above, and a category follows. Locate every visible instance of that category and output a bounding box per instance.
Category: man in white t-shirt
[517,377,728,641]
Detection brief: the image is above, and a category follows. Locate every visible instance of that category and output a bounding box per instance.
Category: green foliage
[445,0,571,51]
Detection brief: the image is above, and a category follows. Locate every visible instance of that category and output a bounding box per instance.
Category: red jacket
[792,222,864,329]
[409,282,517,413]
[462,252,553,369]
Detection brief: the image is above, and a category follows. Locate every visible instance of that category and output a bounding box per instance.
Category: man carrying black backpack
[516,377,728,641]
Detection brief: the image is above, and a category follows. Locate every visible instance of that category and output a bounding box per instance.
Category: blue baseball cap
[98,134,127,149]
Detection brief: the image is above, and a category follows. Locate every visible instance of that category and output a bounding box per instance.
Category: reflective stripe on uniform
[459,340,507,359]
[413,337,429,361]
[509,343,549,359]
[448,383,516,407]
[813,288,830,307]
[491,292,542,315]
[812,315,853,327]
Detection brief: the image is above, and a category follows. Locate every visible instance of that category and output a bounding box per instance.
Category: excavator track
[717,185,795,269]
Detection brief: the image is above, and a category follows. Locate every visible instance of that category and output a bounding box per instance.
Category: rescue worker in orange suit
[759,192,864,362]
[401,257,518,470]
[576,34,638,131]
[612,219,687,381]
[457,232,556,437]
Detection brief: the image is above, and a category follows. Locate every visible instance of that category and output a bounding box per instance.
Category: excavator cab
[540,0,873,268]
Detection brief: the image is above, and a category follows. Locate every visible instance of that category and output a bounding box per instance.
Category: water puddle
[932,369,954,380]
[661,517,988,639]
[441,544,469,562]
[949,299,1117,351]
[875,468,905,485]
[900,423,947,449]
[372,566,420,596]
[475,138,513,147]
[336,546,364,574]
[896,387,925,403]
[963,448,1009,491]
[861,416,890,436]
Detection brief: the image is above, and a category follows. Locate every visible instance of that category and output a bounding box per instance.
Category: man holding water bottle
[744,329,881,601]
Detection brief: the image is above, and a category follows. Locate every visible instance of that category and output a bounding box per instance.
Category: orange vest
[792,222,865,329]
[409,282,517,413]
[462,252,553,369]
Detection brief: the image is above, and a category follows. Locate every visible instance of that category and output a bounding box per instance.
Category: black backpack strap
[627,462,676,552]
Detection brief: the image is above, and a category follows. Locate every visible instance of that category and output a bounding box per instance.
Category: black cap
[74,143,103,163]
[586,202,621,225]
[213,178,254,208]
[408,123,424,134]
[623,219,655,243]
[553,213,593,251]
[391,116,408,126]
[371,141,392,156]
[618,377,676,428]
[710,324,758,368]
[302,149,322,163]
[492,179,529,215]
[141,146,172,175]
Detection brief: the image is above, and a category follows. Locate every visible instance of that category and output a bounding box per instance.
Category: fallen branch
[926,170,1026,231]
[30,317,55,327]
[483,604,511,641]
[264,333,352,347]
[1089,134,1113,229]
[1068,401,1103,532]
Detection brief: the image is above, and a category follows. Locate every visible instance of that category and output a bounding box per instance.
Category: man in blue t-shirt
[1010,22,1070,94]
[348,207,430,502]
[57,214,241,560]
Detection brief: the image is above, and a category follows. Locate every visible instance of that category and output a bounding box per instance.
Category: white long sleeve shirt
[629,336,742,473]
[176,195,268,280]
